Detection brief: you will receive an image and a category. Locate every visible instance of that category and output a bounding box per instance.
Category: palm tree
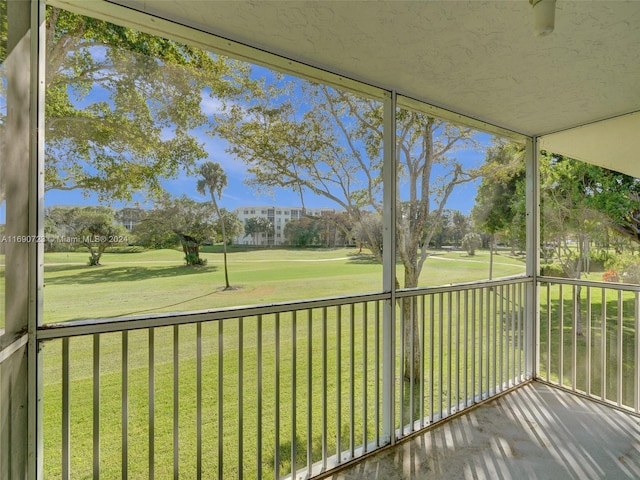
[197,161,231,289]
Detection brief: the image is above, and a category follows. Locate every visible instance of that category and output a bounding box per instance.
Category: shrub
[461,232,482,256]
[540,263,566,277]
[602,269,619,283]
[607,252,640,284]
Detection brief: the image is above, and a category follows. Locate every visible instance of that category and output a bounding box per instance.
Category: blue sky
[3,51,493,225]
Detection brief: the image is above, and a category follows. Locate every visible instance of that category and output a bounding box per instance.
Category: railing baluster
[196,323,202,480]
[505,284,511,388]
[559,284,564,386]
[447,292,453,415]
[492,286,497,394]
[399,298,405,431]
[93,334,100,480]
[374,302,379,447]
[349,303,355,456]
[602,289,607,401]
[463,290,468,407]
[498,285,503,391]
[62,337,70,480]
[275,313,280,478]
[455,291,461,411]
[307,309,313,471]
[362,302,368,451]
[478,288,483,400]
[238,317,244,480]
[322,307,328,467]
[546,282,551,381]
[572,284,577,391]
[257,315,263,480]
[429,294,435,424]
[218,319,224,479]
[438,292,444,417]
[336,305,342,460]
[617,291,623,407]
[174,325,180,479]
[419,295,425,427]
[518,282,523,380]
[291,311,297,477]
[122,331,129,479]
[149,328,155,479]
[409,296,415,430]
[586,287,592,397]
[471,289,476,404]
[486,287,491,397]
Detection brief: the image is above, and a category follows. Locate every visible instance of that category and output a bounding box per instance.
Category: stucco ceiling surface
[68,0,640,176]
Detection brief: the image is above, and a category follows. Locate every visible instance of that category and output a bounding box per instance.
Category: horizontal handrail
[538,275,640,292]
[37,291,390,340]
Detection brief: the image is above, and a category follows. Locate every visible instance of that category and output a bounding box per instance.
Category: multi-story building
[233,206,344,246]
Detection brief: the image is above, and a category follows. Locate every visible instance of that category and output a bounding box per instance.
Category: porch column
[1,0,33,479]
[381,90,397,444]
[525,136,540,379]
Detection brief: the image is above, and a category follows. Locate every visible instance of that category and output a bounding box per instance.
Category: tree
[196,161,232,289]
[215,208,244,245]
[46,206,128,265]
[283,216,322,247]
[42,7,253,204]
[133,195,216,265]
[244,216,274,245]
[351,213,383,255]
[461,232,482,256]
[472,141,526,277]
[214,81,482,380]
[450,211,471,247]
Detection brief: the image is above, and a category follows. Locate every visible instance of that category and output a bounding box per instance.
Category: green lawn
[38,247,526,323]
[5,246,532,477]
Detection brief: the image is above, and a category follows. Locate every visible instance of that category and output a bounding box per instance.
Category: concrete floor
[326,382,640,480]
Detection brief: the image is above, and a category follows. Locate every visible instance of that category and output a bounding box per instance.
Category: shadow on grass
[43,264,218,285]
[346,252,381,265]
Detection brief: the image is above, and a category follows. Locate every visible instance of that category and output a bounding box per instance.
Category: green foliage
[540,263,567,277]
[244,216,274,244]
[461,232,482,256]
[472,140,526,250]
[44,7,253,202]
[606,252,640,284]
[132,194,215,266]
[45,206,129,265]
[284,216,322,247]
[184,253,207,266]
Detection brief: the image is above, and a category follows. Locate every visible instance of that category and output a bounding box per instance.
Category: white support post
[525,136,540,379]
[1,0,33,479]
[28,1,46,478]
[381,91,397,444]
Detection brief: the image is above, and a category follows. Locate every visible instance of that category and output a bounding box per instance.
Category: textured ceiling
[57,0,640,176]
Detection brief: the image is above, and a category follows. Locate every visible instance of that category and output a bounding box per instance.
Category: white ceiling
[59,0,640,176]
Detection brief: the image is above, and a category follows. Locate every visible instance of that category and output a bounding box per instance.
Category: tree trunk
[402,270,422,383]
[489,233,494,281]
[177,233,201,265]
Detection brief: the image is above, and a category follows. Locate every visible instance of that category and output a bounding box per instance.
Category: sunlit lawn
[40,246,526,323]
[5,246,531,477]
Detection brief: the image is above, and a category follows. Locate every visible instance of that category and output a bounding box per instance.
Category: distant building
[233,206,345,246]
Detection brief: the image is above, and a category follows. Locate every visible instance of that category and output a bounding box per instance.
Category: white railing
[538,277,640,414]
[37,277,532,479]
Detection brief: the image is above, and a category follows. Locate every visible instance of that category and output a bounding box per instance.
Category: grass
[5,246,531,477]
[538,281,639,407]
